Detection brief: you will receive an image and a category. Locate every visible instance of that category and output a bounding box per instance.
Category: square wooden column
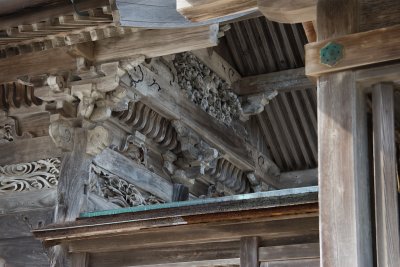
[372,83,400,267]
[317,0,372,266]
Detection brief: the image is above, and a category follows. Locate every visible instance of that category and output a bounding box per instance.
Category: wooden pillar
[51,129,92,267]
[240,236,259,267]
[372,83,400,267]
[317,0,372,266]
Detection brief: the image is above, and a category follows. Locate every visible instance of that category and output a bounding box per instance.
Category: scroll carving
[86,126,112,156]
[49,120,75,151]
[0,158,61,192]
[120,132,148,167]
[90,165,164,208]
[174,52,242,126]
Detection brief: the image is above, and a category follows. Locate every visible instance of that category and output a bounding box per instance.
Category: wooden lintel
[176,0,258,22]
[0,44,91,84]
[258,0,317,24]
[305,24,400,77]
[95,24,219,63]
[232,67,313,96]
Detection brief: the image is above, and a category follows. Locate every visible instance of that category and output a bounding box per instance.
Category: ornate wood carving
[90,165,164,208]
[113,101,179,151]
[0,117,32,144]
[0,158,60,192]
[174,52,242,126]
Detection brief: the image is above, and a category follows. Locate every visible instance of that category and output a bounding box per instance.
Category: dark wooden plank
[240,237,259,267]
[317,1,372,266]
[233,68,313,96]
[360,0,400,32]
[0,136,61,165]
[0,208,54,239]
[93,148,173,201]
[261,258,319,267]
[0,189,56,214]
[259,243,319,262]
[90,241,240,267]
[372,82,400,267]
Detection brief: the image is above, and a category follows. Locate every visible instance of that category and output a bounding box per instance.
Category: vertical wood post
[71,253,89,267]
[317,0,372,266]
[372,82,400,267]
[51,129,92,267]
[240,236,260,267]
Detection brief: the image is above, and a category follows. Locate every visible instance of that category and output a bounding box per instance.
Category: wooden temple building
[0,0,399,266]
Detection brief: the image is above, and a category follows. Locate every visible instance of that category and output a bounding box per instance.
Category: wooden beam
[305,24,400,77]
[232,68,314,96]
[95,25,218,63]
[176,0,258,22]
[240,236,259,267]
[260,258,319,267]
[93,148,173,202]
[0,136,62,165]
[279,169,318,189]
[192,48,241,85]
[117,0,255,28]
[90,241,240,267]
[259,243,319,262]
[372,83,400,267]
[258,0,317,24]
[68,216,318,253]
[0,44,92,84]
[317,1,373,266]
[0,190,56,215]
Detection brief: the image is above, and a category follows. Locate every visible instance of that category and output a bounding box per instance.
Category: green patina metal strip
[80,186,318,218]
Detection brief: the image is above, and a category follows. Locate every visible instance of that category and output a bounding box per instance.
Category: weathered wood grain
[240,236,259,267]
[0,189,56,214]
[372,83,400,267]
[72,253,89,267]
[318,71,372,267]
[0,136,61,165]
[306,24,400,77]
[0,44,88,83]
[117,0,254,28]
[0,237,50,267]
[258,0,316,24]
[89,241,240,267]
[95,25,218,63]
[93,148,173,201]
[68,216,318,253]
[360,0,400,32]
[279,169,318,188]
[177,0,258,22]
[261,258,319,267]
[0,208,54,239]
[233,68,313,95]
[259,243,319,262]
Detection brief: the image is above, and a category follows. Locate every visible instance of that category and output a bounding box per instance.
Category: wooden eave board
[32,187,318,242]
